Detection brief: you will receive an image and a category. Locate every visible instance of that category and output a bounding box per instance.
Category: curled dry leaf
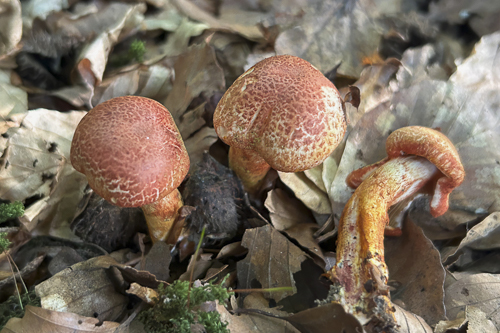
[278,172,331,215]
[0,0,22,57]
[443,212,500,264]
[1,305,123,333]
[237,224,307,303]
[184,126,219,170]
[384,217,446,325]
[445,272,500,329]
[35,256,128,322]
[0,109,87,236]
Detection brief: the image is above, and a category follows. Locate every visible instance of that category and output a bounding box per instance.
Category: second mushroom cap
[214,55,347,172]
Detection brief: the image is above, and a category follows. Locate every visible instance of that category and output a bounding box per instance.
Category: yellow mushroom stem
[141,189,184,243]
[228,146,271,194]
[331,156,438,324]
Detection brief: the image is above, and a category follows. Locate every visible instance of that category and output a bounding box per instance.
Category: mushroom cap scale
[71,96,189,207]
[214,55,346,172]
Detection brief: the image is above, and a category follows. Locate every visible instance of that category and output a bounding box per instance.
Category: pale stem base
[229,146,271,193]
[142,189,183,243]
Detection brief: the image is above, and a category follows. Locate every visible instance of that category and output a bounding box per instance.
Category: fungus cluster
[331,126,465,326]
[213,55,347,193]
[71,96,189,243]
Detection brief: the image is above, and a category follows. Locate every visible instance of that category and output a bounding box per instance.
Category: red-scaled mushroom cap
[213,55,347,172]
[71,96,190,207]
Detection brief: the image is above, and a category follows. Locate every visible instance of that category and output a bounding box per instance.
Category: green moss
[138,276,233,333]
[0,290,41,330]
[0,201,24,224]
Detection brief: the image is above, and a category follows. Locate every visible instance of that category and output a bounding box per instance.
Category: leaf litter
[1,0,500,332]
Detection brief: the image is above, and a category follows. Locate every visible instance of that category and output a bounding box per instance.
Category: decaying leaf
[265,188,315,231]
[0,109,87,236]
[393,304,433,333]
[35,256,128,322]
[278,172,331,215]
[0,69,27,133]
[445,272,500,329]
[237,224,308,302]
[163,42,225,122]
[1,305,124,333]
[184,126,219,169]
[0,0,22,57]
[385,218,446,326]
[443,212,500,265]
[216,300,300,333]
[275,0,430,77]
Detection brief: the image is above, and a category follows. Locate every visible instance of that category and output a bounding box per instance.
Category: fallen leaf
[429,0,500,37]
[0,69,27,133]
[385,217,446,326]
[184,126,219,170]
[275,0,427,77]
[445,272,500,329]
[278,172,331,215]
[265,188,315,231]
[216,301,300,333]
[1,305,124,333]
[393,304,433,333]
[163,42,225,123]
[35,256,128,322]
[0,0,22,57]
[237,225,308,302]
[443,212,500,265]
[284,303,362,333]
[0,109,88,237]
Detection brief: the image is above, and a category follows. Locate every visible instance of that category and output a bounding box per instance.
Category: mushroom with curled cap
[213,55,347,193]
[70,96,190,243]
[330,126,465,328]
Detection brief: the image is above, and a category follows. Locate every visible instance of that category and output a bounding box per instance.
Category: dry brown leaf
[163,42,225,122]
[393,304,433,333]
[265,188,315,231]
[278,172,331,215]
[216,301,300,333]
[184,126,218,170]
[283,224,325,268]
[429,0,500,37]
[237,224,307,303]
[284,303,363,333]
[0,109,87,237]
[1,305,124,333]
[274,0,424,77]
[385,217,446,326]
[35,256,128,322]
[443,212,500,265]
[0,69,27,135]
[173,0,266,42]
[445,272,500,329]
[0,0,22,57]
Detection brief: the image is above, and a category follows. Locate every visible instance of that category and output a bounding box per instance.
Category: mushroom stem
[142,189,184,243]
[228,146,271,193]
[331,156,438,324]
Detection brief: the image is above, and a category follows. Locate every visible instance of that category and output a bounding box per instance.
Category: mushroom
[330,126,464,326]
[71,96,190,243]
[213,55,347,193]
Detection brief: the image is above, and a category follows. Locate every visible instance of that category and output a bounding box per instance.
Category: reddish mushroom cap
[71,96,189,207]
[213,55,346,172]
